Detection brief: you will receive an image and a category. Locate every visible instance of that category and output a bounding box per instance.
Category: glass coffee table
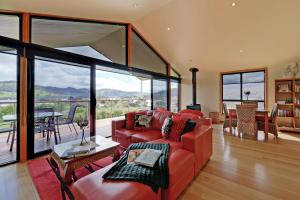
[49,135,120,184]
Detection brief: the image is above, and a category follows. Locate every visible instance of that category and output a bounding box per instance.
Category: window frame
[220,68,267,111]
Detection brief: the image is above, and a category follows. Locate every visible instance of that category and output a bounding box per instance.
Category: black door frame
[0,45,21,166]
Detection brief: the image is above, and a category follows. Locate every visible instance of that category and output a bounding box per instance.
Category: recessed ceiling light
[232,2,236,7]
[167,27,171,31]
[239,49,244,53]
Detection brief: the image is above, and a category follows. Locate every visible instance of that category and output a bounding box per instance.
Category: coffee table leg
[113,150,121,162]
[64,168,73,185]
[72,171,78,182]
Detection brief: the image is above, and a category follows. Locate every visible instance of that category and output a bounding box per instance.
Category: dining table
[228,109,269,141]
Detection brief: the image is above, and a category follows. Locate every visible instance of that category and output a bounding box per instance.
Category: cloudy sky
[0,52,17,81]
[0,47,151,92]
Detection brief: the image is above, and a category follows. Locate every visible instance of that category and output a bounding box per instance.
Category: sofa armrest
[111,119,125,141]
[181,124,213,174]
[197,118,212,126]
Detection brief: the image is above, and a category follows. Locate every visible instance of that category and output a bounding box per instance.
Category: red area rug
[28,156,113,200]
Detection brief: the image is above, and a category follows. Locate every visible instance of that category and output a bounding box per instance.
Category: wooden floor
[0,124,300,200]
[0,118,116,165]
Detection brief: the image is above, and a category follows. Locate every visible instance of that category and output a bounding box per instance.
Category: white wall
[180,63,297,116]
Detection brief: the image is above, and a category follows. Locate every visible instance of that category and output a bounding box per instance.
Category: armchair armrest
[181,124,213,174]
[111,119,125,141]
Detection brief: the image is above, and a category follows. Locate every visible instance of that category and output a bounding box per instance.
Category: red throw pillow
[169,114,187,141]
[125,112,136,130]
[152,110,172,130]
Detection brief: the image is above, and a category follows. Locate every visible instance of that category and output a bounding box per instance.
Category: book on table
[134,149,162,168]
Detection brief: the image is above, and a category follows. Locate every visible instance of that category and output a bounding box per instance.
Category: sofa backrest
[152,110,173,130]
[179,109,204,118]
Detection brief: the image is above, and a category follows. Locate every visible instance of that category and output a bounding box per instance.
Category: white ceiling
[0,0,174,22]
[1,0,300,73]
[135,0,300,73]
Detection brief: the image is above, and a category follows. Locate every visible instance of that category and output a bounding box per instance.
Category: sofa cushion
[115,129,140,139]
[169,115,187,141]
[131,130,162,143]
[125,112,136,130]
[73,163,161,200]
[149,138,182,154]
[152,110,172,130]
[115,129,142,148]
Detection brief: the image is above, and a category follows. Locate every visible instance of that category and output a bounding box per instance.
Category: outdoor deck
[0,118,122,165]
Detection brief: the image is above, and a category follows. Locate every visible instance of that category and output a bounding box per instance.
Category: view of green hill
[0,81,152,100]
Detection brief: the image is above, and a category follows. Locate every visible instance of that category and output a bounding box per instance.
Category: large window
[222,70,266,110]
[95,68,151,137]
[170,80,179,112]
[0,14,20,40]
[153,79,168,109]
[31,17,126,64]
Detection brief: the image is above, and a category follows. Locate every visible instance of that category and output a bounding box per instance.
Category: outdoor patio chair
[56,103,80,135]
[35,107,60,144]
[0,122,15,152]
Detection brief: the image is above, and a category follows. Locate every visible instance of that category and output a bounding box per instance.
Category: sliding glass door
[33,57,91,154]
[0,47,19,165]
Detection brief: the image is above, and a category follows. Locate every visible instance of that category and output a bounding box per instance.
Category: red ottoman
[72,163,161,200]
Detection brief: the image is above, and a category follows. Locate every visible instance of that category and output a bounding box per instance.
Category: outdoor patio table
[2,112,63,151]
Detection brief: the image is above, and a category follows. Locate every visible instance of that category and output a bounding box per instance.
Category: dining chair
[56,103,80,135]
[236,104,258,139]
[222,103,237,132]
[257,103,279,139]
[35,107,60,144]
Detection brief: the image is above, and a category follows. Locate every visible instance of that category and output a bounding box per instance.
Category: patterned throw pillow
[134,114,152,130]
[169,114,187,141]
[161,117,173,138]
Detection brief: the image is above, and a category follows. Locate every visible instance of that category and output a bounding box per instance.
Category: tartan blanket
[102,143,170,192]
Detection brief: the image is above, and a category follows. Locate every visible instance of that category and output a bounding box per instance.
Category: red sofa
[73,110,212,200]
